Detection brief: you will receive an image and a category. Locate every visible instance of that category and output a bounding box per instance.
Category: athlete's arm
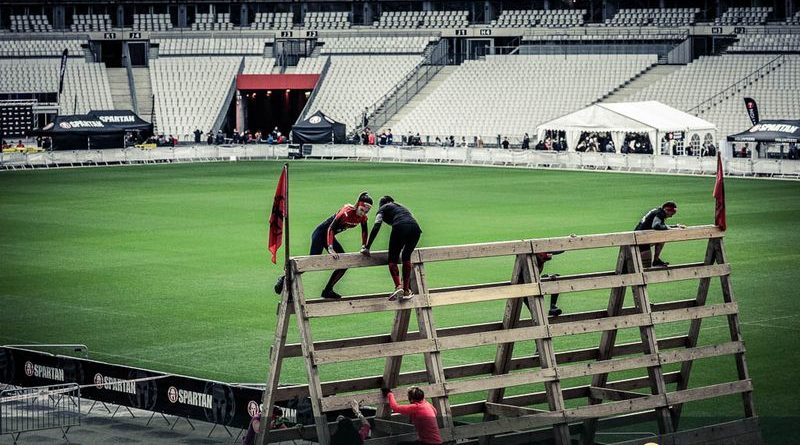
[365,213,384,250]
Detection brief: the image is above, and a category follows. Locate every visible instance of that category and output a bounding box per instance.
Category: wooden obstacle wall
[256,225,760,445]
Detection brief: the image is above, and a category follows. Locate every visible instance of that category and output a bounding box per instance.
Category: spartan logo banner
[744,97,759,126]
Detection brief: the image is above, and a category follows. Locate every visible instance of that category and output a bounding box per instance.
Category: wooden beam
[548,313,653,337]
[588,387,647,402]
[530,231,637,252]
[632,225,724,245]
[650,302,738,324]
[485,402,550,418]
[665,380,753,405]
[313,338,437,365]
[558,354,660,380]
[658,341,745,365]
[539,272,644,295]
[643,263,730,284]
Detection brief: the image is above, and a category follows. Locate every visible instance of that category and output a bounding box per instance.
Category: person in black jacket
[634,201,685,267]
[361,196,422,301]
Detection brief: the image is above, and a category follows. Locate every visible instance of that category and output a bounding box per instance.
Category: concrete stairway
[601,64,683,103]
[107,68,134,111]
[383,65,457,130]
[131,67,153,122]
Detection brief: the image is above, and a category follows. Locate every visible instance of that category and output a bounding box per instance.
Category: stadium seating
[376,11,468,29]
[303,11,350,30]
[694,55,800,139]
[0,58,113,113]
[787,11,800,25]
[133,13,174,31]
[242,57,276,74]
[9,15,53,32]
[70,14,112,32]
[153,37,267,55]
[318,36,434,54]
[493,9,586,28]
[714,7,772,26]
[628,54,779,112]
[295,56,328,74]
[0,39,83,57]
[149,56,241,139]
[605,8,699,27]
[392,54,656,142]
[250,12,294,30]
[301,55,423,130]
[192,13,233,31]
[729,34,800,52]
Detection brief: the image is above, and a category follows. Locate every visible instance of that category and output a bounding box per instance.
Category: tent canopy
[536,101,717,152]
[33,110,152,150]
[727,120,800,143]
[292,111,346,144]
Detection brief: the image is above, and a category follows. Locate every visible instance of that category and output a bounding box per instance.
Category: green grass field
[1,161,798,443]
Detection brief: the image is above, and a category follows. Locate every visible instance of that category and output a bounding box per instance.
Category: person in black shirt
[193,129,202,143]
[362,196,422,301]
[634,201,685,267]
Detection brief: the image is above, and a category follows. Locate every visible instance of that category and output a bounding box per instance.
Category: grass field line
[0,293,137,318]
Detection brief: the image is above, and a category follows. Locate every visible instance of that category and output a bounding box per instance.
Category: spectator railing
[687,54,784,116]
[356,37,448,137]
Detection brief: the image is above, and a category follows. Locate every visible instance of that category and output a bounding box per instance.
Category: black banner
[744,97,760,126]
[58,49,69,96]
[0,347,268,429]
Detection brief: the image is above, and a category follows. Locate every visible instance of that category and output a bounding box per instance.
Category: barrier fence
[0,383,81,444]
[257,225,760,445]
[1,144,799,178]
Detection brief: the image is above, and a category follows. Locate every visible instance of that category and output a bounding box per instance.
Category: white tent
[536,101,717,154]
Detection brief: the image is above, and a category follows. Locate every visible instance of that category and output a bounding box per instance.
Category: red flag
[713,152,726,231]
[268,166,287,263]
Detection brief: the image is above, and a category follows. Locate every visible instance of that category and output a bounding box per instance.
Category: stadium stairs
[107,67,134,112]
[383,65,457,131]
[132,67,153,122]
[601,64,682,103]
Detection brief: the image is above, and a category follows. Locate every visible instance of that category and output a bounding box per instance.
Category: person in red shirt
[382,386,442,445]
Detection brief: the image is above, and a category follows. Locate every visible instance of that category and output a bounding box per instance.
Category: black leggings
[388,223,422,263]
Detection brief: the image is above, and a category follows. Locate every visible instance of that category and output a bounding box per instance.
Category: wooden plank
[293,251,398,273]
[485,402,550,418]
[433,282,542,305]
[372,417,416,434]
[417,239,533,262]
[610,417,761,445]
[632,225,724,245]
[666,380,753,405]
[650,302,739,324]
[564,393,667,421]
[445,368,558,394]
[437,325,549,351]
[529,231,637,253]
[321,383,447,413]
[256,275,294,445]
[643,263,730,284]
[588,387,647,402]
[539,272,644,295]
[377,271,415,418]
[288,264,331,444]
[548,313,653,337]
[658,341,745,365]
[558,354,660,380]
[313,338,437,365]
[452,411,566,440]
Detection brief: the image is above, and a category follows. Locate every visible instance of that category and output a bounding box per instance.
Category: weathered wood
[418,239,533,262]
[658,341,745,365]
[650,302,739,324]
[643,263,730,284]
[539,272,644,295]
[530,231,637,252]
[453,411,566,440]
[558,354,660,380]
[376,273,414,418]
[666,379,753,405]
[372,417,416,434]
[485,402,550,417]
[313,338,437,364]
[610,417,762,445]
[288,264,331,444]
[565,393,667,421]
[256,275,294,445]
[525,253,572,445]
[588,387,647,401]
[548,313,653,337]
[633,225,724,244]
[446,368,558,394]
[321,383,447,413]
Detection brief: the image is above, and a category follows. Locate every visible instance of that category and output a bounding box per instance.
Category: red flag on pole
[713,152,726,231]
[268,166,288,263]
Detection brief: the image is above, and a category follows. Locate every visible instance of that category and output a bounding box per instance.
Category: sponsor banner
[0,347,265,429]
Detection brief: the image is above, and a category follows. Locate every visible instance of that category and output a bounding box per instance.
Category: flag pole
[283,163,291,296]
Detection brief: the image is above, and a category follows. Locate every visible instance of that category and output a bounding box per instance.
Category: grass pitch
[1,161,798,442]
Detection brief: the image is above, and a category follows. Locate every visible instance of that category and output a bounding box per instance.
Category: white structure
[536,101,717,154]
[9,14,53,32]
[714,7,772,25]
[153,37,267,55]
[242,57,276,74]
[303,55,422,130]
[303,12,350,30]
[376,10,468,29]
[494,9,586,27]
[0,39,83,57]
[150,56,241,139]
[70,14,112,32]
[295,56,328,74]
[133,13,174,31]
[605,8,699,27]
[192,13,233,31]
[318,36,434,54]
[393,54,656,143]
[250,12,293,30]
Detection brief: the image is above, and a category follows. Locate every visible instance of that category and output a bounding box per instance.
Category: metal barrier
[0,383,81,444]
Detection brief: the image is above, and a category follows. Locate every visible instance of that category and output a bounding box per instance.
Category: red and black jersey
[315,204,368,246]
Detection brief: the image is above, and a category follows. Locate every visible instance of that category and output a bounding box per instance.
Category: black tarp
[291,111,346,144]
[33,110,153,150]
[727,120,800,143]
